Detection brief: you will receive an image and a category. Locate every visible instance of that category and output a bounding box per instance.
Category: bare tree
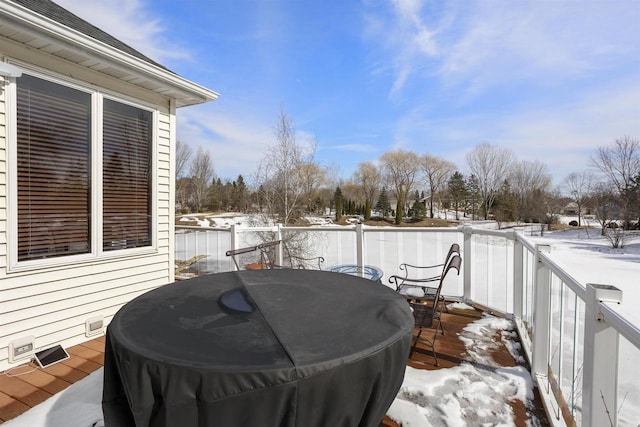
[466,144,515,220]
[421,154,456,218]
[176,140,192,179]
[589,181,629,247]
[297,162,327,214]
[189,146,215,213]
[590,136,640,227]
[175,140,192,212]
[380,149,421,224]
[353,161,381,220]
[510,160,552,223]
[589,182,619,235]
[255,110,316,225]
[562,171,594,227]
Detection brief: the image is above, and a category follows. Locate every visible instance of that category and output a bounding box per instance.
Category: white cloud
[365,0,640,98]
[328,143,378,153]
[177,105,273,181]
[54,0,190,63]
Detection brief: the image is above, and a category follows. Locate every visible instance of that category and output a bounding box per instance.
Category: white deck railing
[175,224,640,427]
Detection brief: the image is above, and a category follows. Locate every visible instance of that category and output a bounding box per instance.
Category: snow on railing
[174,224,640,426]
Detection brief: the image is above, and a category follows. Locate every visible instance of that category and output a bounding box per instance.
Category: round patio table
[102,269,413,427]
[328,264,384,282]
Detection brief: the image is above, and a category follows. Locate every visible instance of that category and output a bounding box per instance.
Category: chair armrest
[399,262,445,273]
[388,274,439,287]
[289,255,325,269]
[225,245,259,256]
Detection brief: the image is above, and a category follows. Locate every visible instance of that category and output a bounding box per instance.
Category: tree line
[176,111,639,242]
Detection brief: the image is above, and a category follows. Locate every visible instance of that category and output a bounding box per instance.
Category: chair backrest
[433,254,462,304]
[414,254,462,326]
[445,243,460,265]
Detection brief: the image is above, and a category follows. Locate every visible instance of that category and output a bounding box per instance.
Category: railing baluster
[513,232,524,321]
[230,224,239,271]
[532,244,551,376]
[582,283,622,427]
[356,223,364,269]
[463,226,472,303]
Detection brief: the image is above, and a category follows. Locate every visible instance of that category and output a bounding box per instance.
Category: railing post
[462,225,472,302]
[513,230,523,320]
[531,244,551,379]
[356,223,364,268]
[275,224,283,266]
[230,224,239,271]
[582,283,622,427]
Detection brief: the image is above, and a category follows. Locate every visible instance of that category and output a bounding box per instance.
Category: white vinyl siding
[0,68,175,371]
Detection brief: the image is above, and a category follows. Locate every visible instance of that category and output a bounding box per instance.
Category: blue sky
[56,0,640,185]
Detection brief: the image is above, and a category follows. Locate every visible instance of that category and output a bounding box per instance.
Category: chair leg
[409,327,439,367]
[437,298,446,336]
[431,320,440,367]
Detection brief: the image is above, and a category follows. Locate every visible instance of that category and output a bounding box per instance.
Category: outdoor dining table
[327,264,384,282]
[102,269,413,427]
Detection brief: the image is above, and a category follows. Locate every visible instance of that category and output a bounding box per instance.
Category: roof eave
[0,1,219,107]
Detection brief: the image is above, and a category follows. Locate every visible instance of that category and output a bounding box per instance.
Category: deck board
[0,309,548,425]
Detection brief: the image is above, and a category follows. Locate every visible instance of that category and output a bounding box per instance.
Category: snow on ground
[177,213,336,228]
[528,227,640,326]
[2,369,104,427]
[388,314,536,427]
[4,314,531,427]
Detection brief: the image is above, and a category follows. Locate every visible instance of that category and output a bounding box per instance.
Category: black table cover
[102,269,413,427]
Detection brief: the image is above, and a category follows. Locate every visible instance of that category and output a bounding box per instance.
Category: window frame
[7,68,158,272]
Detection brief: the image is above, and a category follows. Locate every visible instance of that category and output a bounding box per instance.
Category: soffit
[0,2,218,107]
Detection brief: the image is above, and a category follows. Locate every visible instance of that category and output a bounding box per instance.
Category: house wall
[0,46,176,371]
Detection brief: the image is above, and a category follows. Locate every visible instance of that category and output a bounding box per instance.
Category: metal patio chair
[406,254,462,366]
[388,243,460,310]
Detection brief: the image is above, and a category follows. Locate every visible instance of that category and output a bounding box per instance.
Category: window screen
[16,75,91,261]
[103,99,152,251]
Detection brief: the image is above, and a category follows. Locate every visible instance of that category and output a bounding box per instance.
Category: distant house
[562,202,579,216]
[0,0,218,370]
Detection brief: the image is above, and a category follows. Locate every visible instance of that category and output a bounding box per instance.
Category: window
[16,75,92,261]
[103,99,152,251]
[14,74,153,264]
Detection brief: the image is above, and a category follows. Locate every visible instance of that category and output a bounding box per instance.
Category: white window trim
[6,67,158,272]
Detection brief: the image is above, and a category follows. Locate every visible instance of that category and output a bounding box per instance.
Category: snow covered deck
[0,306,549,426]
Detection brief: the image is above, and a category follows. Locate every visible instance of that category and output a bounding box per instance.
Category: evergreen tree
[334,187,343,221]
[466,175,481,220]
[375,187,391,218]
[411,193,426,220]
[364,199,371,220]
[233,174,247,212]
[448,171,467,220]
[493,179,517,225]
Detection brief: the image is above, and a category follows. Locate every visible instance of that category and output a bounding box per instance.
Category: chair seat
[398,286,426,298]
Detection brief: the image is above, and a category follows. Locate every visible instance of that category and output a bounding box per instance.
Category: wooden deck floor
[0,309,548,425]
[0,336,105,424]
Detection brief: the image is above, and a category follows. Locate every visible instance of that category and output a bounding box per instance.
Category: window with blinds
[17,75,91,262]
[15,73,153,263]
[103,99,152,251]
